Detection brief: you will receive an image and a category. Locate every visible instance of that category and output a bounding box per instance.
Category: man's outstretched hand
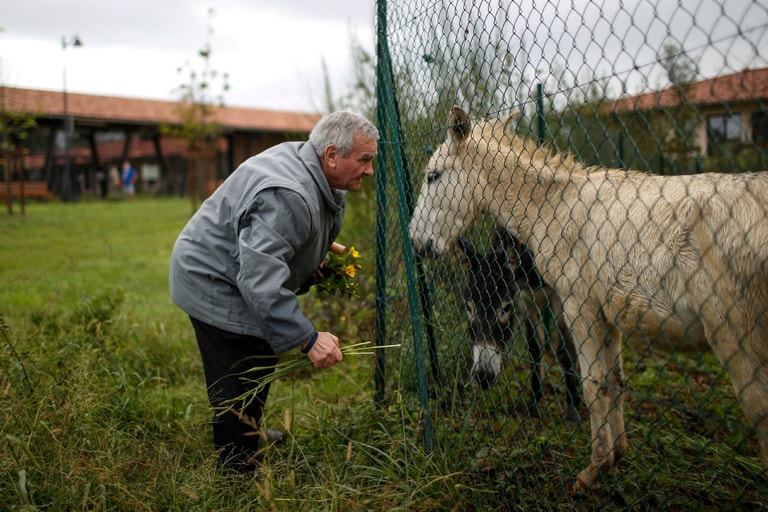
[303,331,343,369]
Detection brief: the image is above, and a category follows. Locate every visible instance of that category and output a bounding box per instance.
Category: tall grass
[0,195,467,511]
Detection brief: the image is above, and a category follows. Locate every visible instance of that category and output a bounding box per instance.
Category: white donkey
[409,106,768,491]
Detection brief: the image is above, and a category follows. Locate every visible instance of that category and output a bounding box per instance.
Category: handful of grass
[224,341,400,410]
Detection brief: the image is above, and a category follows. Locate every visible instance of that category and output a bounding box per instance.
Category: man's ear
[324,144,338,168]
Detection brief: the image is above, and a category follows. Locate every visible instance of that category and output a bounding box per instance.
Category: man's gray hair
[309,111,379,158]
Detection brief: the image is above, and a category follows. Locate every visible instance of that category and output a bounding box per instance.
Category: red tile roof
[0,86,321,133]
[609,67,768,112]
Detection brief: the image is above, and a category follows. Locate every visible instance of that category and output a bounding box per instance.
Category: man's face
[324,134,377,191]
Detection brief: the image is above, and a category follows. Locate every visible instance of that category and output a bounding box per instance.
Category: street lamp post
[62,34,82,202]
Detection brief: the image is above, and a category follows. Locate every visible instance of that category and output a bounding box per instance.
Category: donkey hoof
[572,477,589,494]
[565,406,582,425]
[524,400,541,417]
[573,468,598,493]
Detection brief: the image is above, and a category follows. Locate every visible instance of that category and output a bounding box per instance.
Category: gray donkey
[457,228,581,424]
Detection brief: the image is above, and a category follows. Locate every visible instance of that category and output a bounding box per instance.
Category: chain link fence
[373,0,768,508]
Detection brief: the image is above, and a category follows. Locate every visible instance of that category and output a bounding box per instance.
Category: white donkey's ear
[449,105,471,144]
[502,109,521,136]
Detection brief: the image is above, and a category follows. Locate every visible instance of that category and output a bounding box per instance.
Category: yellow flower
[315,243,362,297]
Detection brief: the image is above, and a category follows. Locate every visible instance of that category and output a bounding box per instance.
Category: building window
[753,111,768,146]
[707,113,742,156]
[707,113,742,141]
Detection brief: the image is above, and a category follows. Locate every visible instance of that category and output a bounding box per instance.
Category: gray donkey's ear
[492,227,521,269]
[455,237,475,267]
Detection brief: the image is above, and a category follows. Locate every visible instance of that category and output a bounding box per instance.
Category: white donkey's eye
[427,170,441,184]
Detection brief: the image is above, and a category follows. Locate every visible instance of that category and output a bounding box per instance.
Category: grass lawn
[0,197,447,511]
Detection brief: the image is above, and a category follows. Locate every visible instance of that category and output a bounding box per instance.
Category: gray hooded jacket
[169,141,345,354]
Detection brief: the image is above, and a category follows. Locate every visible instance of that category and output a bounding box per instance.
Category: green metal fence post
[375,0,434,452]
[536,82,545,146]
[373,115,389,408]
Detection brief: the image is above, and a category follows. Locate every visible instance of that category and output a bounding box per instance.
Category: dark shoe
[265,429,287,445]
[220,451,262,474]
[223,459,261,474]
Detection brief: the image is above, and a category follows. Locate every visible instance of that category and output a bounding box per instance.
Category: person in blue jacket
[169,111,378,472]
[121,160,138,197]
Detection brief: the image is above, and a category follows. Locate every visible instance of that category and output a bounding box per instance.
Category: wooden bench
[0,181,55,201]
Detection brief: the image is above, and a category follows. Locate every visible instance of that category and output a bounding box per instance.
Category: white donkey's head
[408,106,482,258]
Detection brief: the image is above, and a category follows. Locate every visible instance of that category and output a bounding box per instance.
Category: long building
[0,86,321,199]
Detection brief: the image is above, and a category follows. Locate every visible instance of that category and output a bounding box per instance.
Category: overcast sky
[396,0,767,114]
[3,1,766,116]
[1,0,376,113]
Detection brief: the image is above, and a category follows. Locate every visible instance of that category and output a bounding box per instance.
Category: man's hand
[303,331,343,369]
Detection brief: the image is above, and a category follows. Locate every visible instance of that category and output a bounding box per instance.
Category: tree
[161,8,229,210]
[659,44,701,173]
[0,86,38,215]
[1,24,39,214]
[337,33,377,121]
[317,30,376,122]
[661,44,698,87]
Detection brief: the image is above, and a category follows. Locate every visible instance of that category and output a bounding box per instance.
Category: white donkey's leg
[604,324,627,464]
[567,302,614,491]
[737,333,768,469]
[703,297,768,469]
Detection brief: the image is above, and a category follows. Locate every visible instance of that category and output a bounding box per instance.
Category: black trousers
[189,316,278,467]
